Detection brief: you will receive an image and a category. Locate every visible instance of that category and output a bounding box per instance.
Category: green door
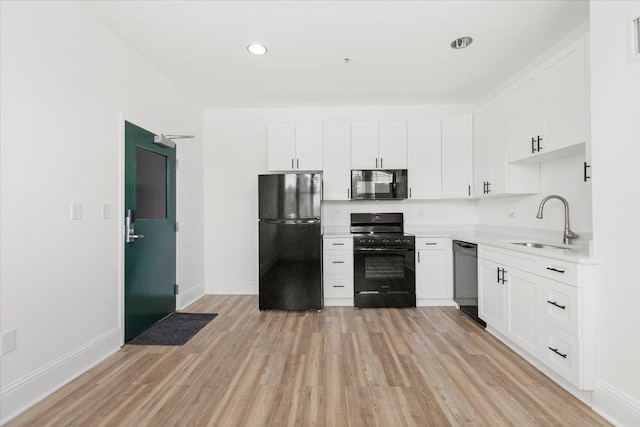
[124,121,176,342]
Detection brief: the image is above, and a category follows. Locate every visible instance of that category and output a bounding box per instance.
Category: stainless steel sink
[509,242,569,250]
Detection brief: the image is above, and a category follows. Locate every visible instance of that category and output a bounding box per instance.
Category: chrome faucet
[536,195,579,245]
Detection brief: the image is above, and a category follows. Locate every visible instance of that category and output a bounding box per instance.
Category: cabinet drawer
[541,278,580,336]
[415,238,446,250]
[324,237,353,250]
[323,277,353,298]
[542,322,580,386]
[323,251,352,275]
[536,257,577,286]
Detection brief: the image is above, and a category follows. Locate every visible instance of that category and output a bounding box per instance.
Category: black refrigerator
[258,173,322,311]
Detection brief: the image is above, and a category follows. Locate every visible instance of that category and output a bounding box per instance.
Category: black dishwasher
[453,241,486,327]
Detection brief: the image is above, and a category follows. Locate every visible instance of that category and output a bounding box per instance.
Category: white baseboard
[592,379,640,427]
[0,327,120,425]
[417,298,455,307]
[178,281,205,309]
[323,298,354,307]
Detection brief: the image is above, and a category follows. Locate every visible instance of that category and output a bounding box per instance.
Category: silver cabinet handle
[417,252,420,263]
[297,158,299,169]
[409,187,412,198]
[347,188,350,199]
[291,158,294,169]
[381,158,383,168]
[332,261,345,264]
[332,243,344,246]
[375,158,378,168]
[332,285,345,288]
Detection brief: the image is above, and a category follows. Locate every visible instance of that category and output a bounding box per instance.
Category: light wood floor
[8,295,609,426]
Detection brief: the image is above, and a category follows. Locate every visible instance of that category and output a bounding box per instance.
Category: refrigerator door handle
[261,219,320,225]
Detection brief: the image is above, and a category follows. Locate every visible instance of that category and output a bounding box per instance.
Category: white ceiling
[83,1,589,109]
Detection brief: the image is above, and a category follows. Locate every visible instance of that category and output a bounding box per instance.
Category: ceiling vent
[630,16,640,63]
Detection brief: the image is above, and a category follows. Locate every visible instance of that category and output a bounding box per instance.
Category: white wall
[589,2,640,426]
[323,200,475,227]
[203,105,474,295]
[476,154,592,236]
[0,1,204,422]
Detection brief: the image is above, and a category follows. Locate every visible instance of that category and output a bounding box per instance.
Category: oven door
[354,247,415,293]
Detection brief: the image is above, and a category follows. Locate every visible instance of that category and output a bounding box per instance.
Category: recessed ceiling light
[247,43,267,55]
[450,37,473,49]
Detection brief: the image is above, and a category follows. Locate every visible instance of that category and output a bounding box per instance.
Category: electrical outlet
[1,329,17,355]
[102,203,111,220]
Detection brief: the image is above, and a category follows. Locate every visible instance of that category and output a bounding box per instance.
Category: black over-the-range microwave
[351,169,408,200]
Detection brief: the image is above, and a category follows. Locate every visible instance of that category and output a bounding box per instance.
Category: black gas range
[351,213,416,308]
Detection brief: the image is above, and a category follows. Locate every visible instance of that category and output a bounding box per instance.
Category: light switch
[71,202,82,220]
[102,203,111,220]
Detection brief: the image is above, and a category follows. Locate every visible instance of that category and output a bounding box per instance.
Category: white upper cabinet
[268,123,296,171]
[267,122,322,171]
[408,121,441,199]
[543,37,586,154]
[473,108,491,197]
[295,123,323,171]
[508,76,544,162]
[474,99,539,197]
[350,122,379,169]
[441,113,473,199]
[378,121,407,169]
[323,122,351,200]
[351,121,407,169]
[508,35,587,163]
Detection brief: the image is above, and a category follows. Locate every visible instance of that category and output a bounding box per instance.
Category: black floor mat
[126,312,217,346]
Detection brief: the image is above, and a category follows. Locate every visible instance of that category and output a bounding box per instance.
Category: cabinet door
[407,121,441,199]
[378,121,407,169]
[473,108,491,197]
[441,113,473,199]
[489,99,508,195]
[543,37,586,153]
[508,76,544,162]
[351,122,378,169]
[268,123,296,171]
[504,267,540,357]
[323,122,351,200]
[295,123,323,171]
[478,259,504,332]
[416,250,447,299]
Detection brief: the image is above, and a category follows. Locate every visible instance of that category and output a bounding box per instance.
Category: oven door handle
[354,247,414,253]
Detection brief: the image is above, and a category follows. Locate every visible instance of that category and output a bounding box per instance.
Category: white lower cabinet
[478,259,505,332]
[323,237,354,306]
[504,267,540,357]
[478,245,594,392]
[415,238,452,305]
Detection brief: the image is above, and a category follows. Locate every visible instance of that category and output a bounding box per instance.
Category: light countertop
[323,224,596,264]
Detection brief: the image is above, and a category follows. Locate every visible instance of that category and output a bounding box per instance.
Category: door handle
[125,209,144,243]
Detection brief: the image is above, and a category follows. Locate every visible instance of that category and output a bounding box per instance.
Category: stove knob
[382,239,389,244]
[395,239,401,243]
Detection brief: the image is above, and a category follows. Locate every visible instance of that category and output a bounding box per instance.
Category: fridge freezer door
[259,220,322,311]
[258,173,322,220]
